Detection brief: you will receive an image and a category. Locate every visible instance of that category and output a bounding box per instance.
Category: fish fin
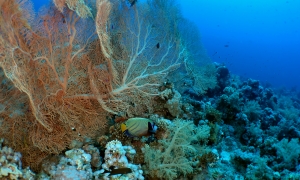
[123,129,135,137]
[121,123,127,133]
[148,122,152,131]
[148,122,157,133]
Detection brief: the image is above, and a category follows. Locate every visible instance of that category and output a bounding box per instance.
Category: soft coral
[143,118,211,179]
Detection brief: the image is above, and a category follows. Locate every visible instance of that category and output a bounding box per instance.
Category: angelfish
[121,118,157,137]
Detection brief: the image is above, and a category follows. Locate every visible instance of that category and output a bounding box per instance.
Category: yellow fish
[121,118,157,137]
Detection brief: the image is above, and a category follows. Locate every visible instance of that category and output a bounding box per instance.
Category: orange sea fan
[53,0,92,18]
[0,0,110,170]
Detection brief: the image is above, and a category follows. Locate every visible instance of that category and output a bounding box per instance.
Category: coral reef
[143,119,210,180]
[0,139,35,179]
[0,0,300,179]
[0,0,207,157]
[0,0,109,170]
[36,140,143,180]
[101,140,144,180]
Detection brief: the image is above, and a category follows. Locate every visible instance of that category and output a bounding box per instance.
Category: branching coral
[273,138,300,170]
[0,0,215,173]
[143,119,210,179]
[0,0,108,161]
[89,0,185,116]
[243,100,262,121]
[52,0,92,18]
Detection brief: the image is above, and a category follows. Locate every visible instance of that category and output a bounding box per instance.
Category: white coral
[0,139,35,180]
[65,149,92,170]
[42,147,96,179]
[102,140,144,180]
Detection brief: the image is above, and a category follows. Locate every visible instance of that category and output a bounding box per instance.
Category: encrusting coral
[37,140,143,180]
[0,139,35,179]
[101,140,144,180]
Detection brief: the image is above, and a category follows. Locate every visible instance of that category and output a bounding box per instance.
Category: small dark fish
[224,44,229,47]
[104,167,132,176]
[61,14,66,23]
[212,52,218,56]
[156,43,160,49]
[129,0,137,7]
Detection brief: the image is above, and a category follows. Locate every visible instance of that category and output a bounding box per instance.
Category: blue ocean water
[179,0,300,89]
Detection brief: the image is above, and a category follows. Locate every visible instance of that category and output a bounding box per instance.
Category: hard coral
[101,140,144,180]
[0,139,35,179]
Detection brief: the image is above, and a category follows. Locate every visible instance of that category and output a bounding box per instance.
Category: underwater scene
[0,0,299,179]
